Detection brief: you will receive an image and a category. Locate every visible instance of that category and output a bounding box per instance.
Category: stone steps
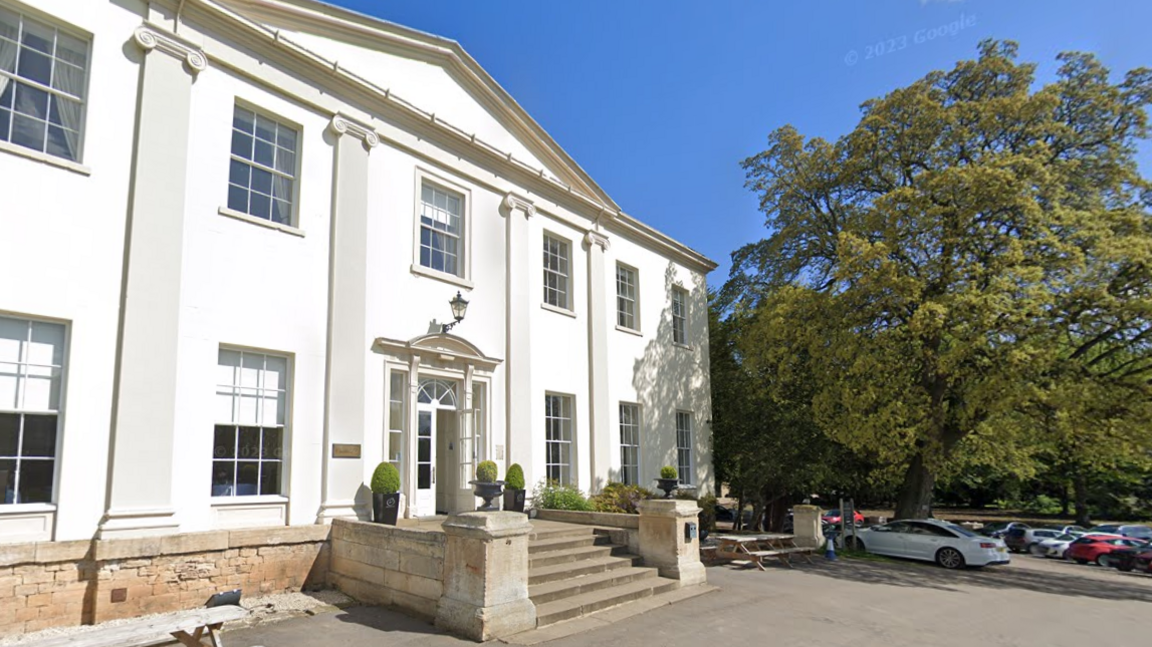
[526,525,681,628]
[528,554,641,585]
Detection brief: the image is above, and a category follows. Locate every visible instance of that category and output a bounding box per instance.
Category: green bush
[370,462,400,494]
[1023,494,1063,516]
[475,460,498,483]
[696,493,718,534]
[506,463,526,490]
[660,466,678,480]
[533,481,593,511]
[590,482,654,514]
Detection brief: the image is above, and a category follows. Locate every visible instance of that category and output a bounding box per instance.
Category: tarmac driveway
[227,554,1152,647]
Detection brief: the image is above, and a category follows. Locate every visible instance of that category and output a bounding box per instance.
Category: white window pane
[23,371,59,410]
[217,349,241,386]
[261,392,282,427]
[215,388,237,423]
[422,185,432,204]
[239,353,262,388]
[0,319,25,363]
[0,363,18,408]
[237,388,259,425]
[27,322,64,366]
[264,355,287,391]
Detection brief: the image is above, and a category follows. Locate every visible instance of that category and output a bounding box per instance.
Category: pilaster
[318,114,378,524]
[98,25,206,539]
[585,230,612,491]
[502,194,534,479]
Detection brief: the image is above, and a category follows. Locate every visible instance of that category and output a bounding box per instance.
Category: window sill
[673,342,693,351]
[0,502,58,514]
[0,140,91,176]
[210,495,289,506]
[615,325,643,337]
[541,302,576,318]
[410,264,475,290]
[218,207,305,237]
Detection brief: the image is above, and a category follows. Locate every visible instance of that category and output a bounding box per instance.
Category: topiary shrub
[475,460,498,483]
[506,463,526,490]
[533,480,593,511]
[590,482,654,514]
[660,465,678,480]
[370,462,400,494]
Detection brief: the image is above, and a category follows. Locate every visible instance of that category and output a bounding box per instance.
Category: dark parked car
[1004,527,1064,553]
[980,522,1030,539]
[1104,541,1152,572]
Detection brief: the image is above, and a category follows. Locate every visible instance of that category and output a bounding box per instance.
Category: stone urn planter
[655,466,679,499]
[471,460,504,511]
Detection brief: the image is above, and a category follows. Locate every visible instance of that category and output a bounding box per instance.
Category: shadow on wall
[625,262,712,495]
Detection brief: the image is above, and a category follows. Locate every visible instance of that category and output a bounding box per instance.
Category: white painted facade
[0,0,714,543]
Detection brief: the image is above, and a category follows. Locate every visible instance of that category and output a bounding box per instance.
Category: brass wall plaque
[332,443,362,459]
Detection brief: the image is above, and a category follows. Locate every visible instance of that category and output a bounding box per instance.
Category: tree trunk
[734,492,746,531]
[1060,483,1070,517]
[894,452,935,519]
[1073,473,1091,527]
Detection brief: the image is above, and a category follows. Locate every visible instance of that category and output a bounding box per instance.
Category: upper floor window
[0,7,88,162]
[419,182,464,277]
[213,348,287,498]
[672,287,688,345]
[228,105,298,226]
[543,234,570,310]
[676,411,693,486]
[616,264,638,331]
[0,315,65,505]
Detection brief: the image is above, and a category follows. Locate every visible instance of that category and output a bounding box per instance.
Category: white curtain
[0,38,17,103]
[52,62,84,160]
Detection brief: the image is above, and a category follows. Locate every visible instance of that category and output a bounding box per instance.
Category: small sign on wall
[332,443,362,459]
[495,445,505,461]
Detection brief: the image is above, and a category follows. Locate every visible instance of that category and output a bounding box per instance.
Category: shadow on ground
[714,556,1152,602]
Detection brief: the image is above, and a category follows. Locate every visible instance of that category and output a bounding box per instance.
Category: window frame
[212,347,291,500]
[671,286,689,346]
[615,263,639,332]
[0,4,91,165]
[411,167,474,289]
[544,392,575,487]
[225,101,302,229]
[618,402,640,486]
[0,313,67,508]
[542,231,572,312]
[675,410,693,486]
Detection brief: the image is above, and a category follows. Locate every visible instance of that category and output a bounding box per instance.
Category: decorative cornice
[502,193,536,218]
[328,113,380,148]
[133,24,208,73]
[585,231,610,251]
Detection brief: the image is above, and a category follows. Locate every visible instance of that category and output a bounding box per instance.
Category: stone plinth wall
[0,526,330,637]
[327,519,445,619]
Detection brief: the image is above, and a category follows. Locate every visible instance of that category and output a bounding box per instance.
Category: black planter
[655,478,679,499]
[470,480,505,511]
[503,488,526,513]
[372,492,401,525]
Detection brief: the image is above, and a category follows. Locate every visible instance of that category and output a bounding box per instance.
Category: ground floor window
[545,394,573,485]
[213,349,287,497]
[0,316,65,505]
[619,403,639,485]
[387,370,407,481]
[676,411,693,485]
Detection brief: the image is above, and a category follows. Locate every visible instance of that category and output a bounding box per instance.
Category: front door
[414,408,436,517]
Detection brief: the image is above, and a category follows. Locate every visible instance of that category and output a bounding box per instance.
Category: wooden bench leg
[171,623,225,647]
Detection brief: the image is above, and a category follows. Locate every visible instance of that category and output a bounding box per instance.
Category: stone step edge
[527,544,626,567]
[528,566,656,604]
[533,576,680,627]
[528,555,640,585]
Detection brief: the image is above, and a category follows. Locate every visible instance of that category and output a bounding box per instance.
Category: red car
[1066,534,1143,566]
[822,509,865,525]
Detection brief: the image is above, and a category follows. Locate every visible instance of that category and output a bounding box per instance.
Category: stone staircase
[528,524,679,627]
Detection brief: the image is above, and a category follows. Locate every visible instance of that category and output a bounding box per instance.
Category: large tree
[724,41,1152,519]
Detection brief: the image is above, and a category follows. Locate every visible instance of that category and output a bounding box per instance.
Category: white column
[502,194,534,479]
[98,26,207,539]
[404,354,420,518]
[585,230,612,492]
[317,114,378,523]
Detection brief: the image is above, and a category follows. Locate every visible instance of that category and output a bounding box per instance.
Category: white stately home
[0,0,715,543]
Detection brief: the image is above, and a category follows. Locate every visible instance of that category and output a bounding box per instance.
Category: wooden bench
[25,605,248,647]
[715,534,814,570]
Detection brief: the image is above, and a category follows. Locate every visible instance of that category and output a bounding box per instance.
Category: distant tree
[725,40,1152,519]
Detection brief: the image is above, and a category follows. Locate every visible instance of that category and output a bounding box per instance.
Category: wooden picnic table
[714,533,814,570]
[25,605,248,647]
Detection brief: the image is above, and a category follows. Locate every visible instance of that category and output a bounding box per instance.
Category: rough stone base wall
[0,525,330,637]
[327,519,444,619]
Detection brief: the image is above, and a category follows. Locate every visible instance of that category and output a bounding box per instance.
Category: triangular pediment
[212,0,618,209]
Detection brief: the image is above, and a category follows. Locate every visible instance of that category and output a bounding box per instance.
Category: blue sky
[331,0,1151,284]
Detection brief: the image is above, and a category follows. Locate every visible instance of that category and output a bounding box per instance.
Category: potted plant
[370,462,401,525]
[655,466,679,499]
[470,460,504,511]
[503,463,527,513]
